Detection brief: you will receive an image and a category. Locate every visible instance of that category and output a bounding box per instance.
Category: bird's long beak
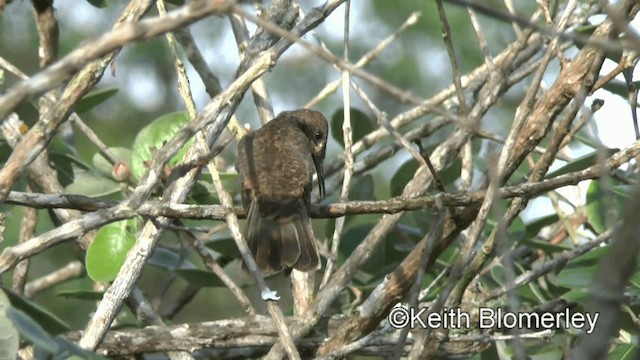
[313,155,325,199]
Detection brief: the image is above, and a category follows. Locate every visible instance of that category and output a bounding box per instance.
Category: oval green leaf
[130,111,193,182]
[1,287,69,335]
[85,221,136,282]
[330,108,375,148]
[56,290,104,301]
[175,269,225,287]
[0,291,19,360]
[6,307,58,353]
[65,170,120,197]
[545,149,618,180]
[75,87,118,113]
[390,160,419,197]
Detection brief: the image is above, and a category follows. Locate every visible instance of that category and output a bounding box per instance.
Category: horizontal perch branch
[5,138,639,219]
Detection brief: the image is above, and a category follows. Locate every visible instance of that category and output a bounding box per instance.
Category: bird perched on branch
[236,109,328,275]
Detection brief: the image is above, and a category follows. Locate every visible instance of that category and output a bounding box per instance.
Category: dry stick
[467,5,496,71]
[173,28,222,96]
[475,128,571,161]
[352,83,427,169]
[320,0,354,290]
[32,0,58,68]
[436,0,468,114]
[0,114,97,250]
[124,288,192,360]
[454,91,590,316]
[136,4,202,358]
[79,0,348,353]
[64,314,554,357]
[568,184,640,359]
[322,32,547,189]
[172,29,245,141]
[12,187,37,295]
[414,140,445,193]
[24,261,83,298]
[0,136,634,220]
[0,0,335,280]
[0,0,232,200]
[418,265,450,301]
[3,139,639,279]
[0,56,121,166]
[228,7,279,124]
[314,326,394,360]
[407,26,539,358]
[233,6,422,105]
[206,143,301,360]
[447,85,592,357]
[305,11,421,108]
[485,228,613,301]
[602,0,640,54]
[268,128,472,360]
[323,117,452,197]
[392,213,447,360]
[0,0,230,120]
[228,12,274,124]
[504,3,631,182]
[157,0,254,332]
[502,0,522,36]
[231,0,314,315]
[183,228,256,315]
[560,99,604,149]
[443,0,629,53]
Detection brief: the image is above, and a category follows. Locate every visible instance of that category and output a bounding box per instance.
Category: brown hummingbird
[236,109,328,275]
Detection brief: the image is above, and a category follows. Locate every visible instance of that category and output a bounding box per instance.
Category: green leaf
[85,221,136,282]
[65,170,120,197]
[46,337,108,359]
[586,180,625,234]
[521,240,570,254]
[6,308,58,353]
[509,216,526,243]
[439,157,462,186]
[524,214,559,239]
[573,24,622,62]
[607,344,638,360]
[390,160,419,197]
[75,87,118,113]
[561,288,590,305]
[349,174,375,201]
[175,269,225,287]
[0,291,19,360]
[149,247,194,271]
[130,111,193,182]
[339,223,404,276]
[1,287,70,335]
[197,172,239,204]
[490,264,505,286]
[205,238,240,259]
[556,265,596,288]
[545,149,618,179]
[92,147,131,179]
[56,290,104,301]
[85,0,111,9]
[330,108,375,148]
[49,138,90,186]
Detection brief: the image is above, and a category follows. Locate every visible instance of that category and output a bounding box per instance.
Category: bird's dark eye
[314,130,323,141]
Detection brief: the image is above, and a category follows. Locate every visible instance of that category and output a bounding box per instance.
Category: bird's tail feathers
[242,200,320,275]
